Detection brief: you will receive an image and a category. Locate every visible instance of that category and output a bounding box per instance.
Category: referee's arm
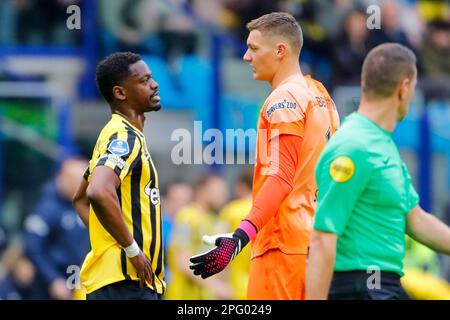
[406,205,450,255]
[305,230,338,300]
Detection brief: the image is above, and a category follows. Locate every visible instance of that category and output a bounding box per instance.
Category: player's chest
[139,141,158,182]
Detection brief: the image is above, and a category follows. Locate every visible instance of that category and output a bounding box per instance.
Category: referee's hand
[129,252,154,288]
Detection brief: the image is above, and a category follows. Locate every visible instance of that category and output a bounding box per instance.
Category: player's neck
[358,96,399,132]
[113,108,145,132]
[270,61,303,89]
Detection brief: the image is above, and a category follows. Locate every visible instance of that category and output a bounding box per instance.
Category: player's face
[397,73,417,122]
[243,30,279,82]
[125,60,161,112]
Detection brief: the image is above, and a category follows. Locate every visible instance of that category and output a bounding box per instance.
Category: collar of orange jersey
[278,74,311,88]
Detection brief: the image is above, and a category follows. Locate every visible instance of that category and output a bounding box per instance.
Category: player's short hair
[95,52,142,103]
[246,12,303,54]
[361,43,417,99]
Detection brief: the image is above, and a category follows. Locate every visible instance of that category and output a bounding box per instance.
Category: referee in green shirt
[306,43,450,300]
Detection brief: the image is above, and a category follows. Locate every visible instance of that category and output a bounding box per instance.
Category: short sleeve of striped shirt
[82,163,90,181]
[94,130,142,181]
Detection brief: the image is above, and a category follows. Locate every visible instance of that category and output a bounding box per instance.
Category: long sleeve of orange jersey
[239,134,302,239]
[189,134,302,280]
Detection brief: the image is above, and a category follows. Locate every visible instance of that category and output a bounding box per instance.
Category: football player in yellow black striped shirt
[72,52,165,300]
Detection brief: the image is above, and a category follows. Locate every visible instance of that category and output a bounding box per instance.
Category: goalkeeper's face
[243,30,280,82]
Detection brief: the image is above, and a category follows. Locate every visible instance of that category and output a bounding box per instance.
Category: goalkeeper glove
[189,228,250,279]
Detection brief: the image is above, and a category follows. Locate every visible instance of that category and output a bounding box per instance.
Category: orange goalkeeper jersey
[251,74,340,258]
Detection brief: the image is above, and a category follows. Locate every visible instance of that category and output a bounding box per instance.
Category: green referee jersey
[314,112,419,276]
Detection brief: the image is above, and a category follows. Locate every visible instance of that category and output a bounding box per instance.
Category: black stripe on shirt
[130,158,143,251]
[120,249,131,280]
[148,159,162,289]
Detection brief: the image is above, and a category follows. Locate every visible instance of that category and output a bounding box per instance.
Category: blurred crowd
[0,0,82,45]
[0,158,89,299]
[217,0,450,99]
[1,0,449,98]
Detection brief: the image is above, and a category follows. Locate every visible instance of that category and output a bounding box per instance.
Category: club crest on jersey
[266,99,296,118]
[108,139,129,156]
[330,156,355,183]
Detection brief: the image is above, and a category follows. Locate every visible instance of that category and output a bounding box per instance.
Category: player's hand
[189,229,249,279]
[129,251,154,288]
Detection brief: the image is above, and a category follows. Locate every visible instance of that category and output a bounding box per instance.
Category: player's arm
[241,134,300,232]
[88,131,154,287]
[406,205,450,255]
[190,134,300,279]
[72,174,90,228]
[306,230,338,299]
[243,94,306,233]
[87,166,153,287]
[87,132,140,248]
[86,167,132,247]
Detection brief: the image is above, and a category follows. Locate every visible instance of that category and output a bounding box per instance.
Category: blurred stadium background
[0,0,449,300]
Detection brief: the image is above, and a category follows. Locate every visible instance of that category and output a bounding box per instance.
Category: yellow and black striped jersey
[80,113,165,295]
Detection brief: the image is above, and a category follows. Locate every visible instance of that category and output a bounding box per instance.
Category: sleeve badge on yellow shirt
[108,139,129,156]
[329,156,355,183]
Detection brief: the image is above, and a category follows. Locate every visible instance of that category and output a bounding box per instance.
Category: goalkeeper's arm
[190,134,301,278]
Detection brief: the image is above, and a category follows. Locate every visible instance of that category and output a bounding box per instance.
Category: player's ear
[276,43,287,59]
[398,78,410,101]
[112,85,126,101]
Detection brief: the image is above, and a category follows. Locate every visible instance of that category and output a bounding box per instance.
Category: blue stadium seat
[141,55,185,109]
[428,101,450,154]
[177,54,213,127]
[392,95,422,151]
[220,94,259,131]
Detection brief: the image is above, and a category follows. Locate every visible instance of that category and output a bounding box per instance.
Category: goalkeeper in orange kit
[190,12,340,300]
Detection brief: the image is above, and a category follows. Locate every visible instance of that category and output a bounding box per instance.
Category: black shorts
[86,280,162,300]
[328,270,410,300]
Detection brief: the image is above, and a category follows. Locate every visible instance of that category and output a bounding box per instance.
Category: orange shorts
[247,249,307,300]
